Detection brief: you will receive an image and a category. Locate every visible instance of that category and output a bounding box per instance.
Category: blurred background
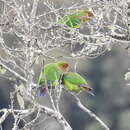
[1,46,130,130]
[0,0,130,130]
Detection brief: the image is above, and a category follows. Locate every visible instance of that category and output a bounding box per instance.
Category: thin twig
[0,59,27,82]
[0,109,10,124]
[71,93,110,130]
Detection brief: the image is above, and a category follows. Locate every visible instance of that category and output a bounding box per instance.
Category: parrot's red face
[82,10,94,18]
[76,11,94,22]
[86,11,94,18]
[59,62,69,72]
[61,63,69,72]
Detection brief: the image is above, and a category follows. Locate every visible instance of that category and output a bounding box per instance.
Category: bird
[58,10,94,28]
[62,72,93,95]
[38,61,69,95]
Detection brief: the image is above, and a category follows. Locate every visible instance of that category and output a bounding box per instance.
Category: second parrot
[63,72,93,95]
[58,10,94,28]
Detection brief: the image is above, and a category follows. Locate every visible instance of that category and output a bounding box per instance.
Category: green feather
[63,72,87,84]
[58,10,93,28]
[63,72,90,93]
[39,61,68,88]
[39,63,61,87]
[58,13,81,28]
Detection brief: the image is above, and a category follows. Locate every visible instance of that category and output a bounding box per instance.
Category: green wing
[58,12,82,28]
[63,72,87,93]
[63,80,82,93]
[39,72,45,85]
[58,10,94,28]
[63,72,87,85]
[66,15,81,28]
[39,63,62,87]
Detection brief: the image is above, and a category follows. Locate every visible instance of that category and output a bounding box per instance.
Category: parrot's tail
[79,84,94,96]
[79,84,92,90]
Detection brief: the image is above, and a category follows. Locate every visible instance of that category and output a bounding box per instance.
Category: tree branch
[71,93,110,130]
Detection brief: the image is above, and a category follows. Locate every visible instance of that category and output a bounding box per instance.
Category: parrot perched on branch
[38,61,69,95]
[63,72,93,95]
[58,10,94,28]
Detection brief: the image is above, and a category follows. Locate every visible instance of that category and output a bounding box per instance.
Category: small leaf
[16,83,26,109]
[127,48,130,56]
[17,92,25,109]
[0,37,4,43]
[18,83,26,95]
[35,58,39,65]
[0,65,6,74]
[124,72,130,80]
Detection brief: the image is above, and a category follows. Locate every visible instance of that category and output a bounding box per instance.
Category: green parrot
[63,72,93,95]
[38,61,69,95]
[58,10,94,28]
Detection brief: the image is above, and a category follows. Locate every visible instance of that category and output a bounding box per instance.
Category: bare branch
[70,93,110,130]
[0,109,10,124]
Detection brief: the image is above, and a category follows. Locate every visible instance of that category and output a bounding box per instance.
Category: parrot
[63,72,93,95]
[58,10,94,28]
[38,61,69,95]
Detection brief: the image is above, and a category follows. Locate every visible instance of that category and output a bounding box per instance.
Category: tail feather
[79,84,94,96]
[79,84,93,91]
